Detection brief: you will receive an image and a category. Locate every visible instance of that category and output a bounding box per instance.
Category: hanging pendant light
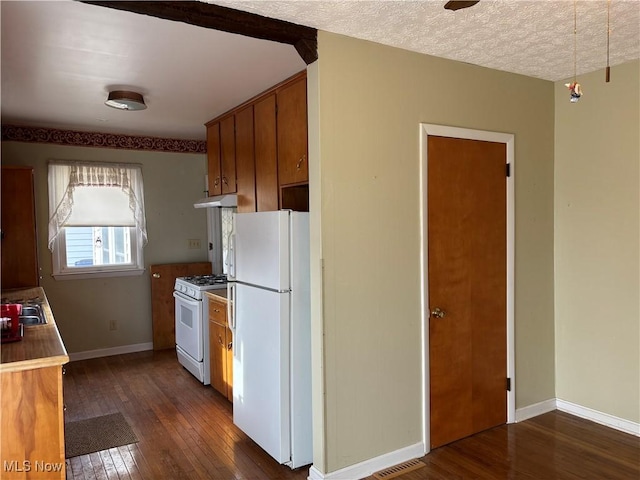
[105,90,147,111]
[565,0,583,103]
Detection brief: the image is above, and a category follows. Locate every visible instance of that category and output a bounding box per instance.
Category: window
[48,161,147,279]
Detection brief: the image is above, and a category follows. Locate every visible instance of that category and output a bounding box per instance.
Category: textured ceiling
[1,1,638,142]
[206,0,640,81]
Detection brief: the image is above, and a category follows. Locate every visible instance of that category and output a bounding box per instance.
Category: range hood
[193,194,237,208]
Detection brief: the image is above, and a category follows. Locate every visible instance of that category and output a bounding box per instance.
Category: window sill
[52,268,145,281]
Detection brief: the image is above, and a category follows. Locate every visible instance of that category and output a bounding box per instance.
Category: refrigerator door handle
[228,282,236,333]
[228,232,236,280]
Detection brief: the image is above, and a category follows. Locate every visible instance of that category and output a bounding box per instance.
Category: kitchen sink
[19,305,47,325]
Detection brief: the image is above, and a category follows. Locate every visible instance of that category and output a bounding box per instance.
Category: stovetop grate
[179,274,227,286]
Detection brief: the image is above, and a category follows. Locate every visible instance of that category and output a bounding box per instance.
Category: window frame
[47,160,148,280]
[51,225,144,280]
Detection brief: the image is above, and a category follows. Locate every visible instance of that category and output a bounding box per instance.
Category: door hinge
[506,163,511,177]
[506,377,512,391]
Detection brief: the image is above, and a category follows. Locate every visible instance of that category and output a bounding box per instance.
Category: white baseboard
[69,342,154,362]
[307,442,424,480]
[556,399,640,437]
[515,398,557,422]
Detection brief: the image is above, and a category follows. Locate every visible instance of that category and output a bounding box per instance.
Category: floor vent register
[373,458,426,479]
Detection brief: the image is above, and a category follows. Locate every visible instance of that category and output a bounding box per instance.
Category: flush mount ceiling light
[105,90,147,111]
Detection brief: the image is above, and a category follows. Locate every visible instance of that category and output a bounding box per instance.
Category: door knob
[431,307,446,319]
[152,273,160,278]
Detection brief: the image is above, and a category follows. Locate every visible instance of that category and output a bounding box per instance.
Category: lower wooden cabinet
[1,365,66,479]
[208,296,233,402]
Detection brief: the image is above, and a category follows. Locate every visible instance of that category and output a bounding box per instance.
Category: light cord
[606,0,611,82]
[574,0,577,82]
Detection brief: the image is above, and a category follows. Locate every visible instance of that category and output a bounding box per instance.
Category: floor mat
[65,412,138,458]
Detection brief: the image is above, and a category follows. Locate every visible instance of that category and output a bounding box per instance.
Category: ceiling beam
[78,1,318,65]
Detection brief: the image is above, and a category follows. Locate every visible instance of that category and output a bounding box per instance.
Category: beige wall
[1,141,209,353]
[312,31,556,473]
[554,61,640,423]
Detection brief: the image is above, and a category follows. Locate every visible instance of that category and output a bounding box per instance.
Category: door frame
[419,124,515,454]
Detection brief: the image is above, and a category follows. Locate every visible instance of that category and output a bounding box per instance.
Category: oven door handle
[173,291,200,306]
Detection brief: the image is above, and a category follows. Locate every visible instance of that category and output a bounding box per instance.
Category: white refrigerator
[227,210,312,469]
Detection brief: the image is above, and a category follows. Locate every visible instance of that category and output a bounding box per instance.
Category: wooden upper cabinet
[206,123,222,196]
[220,115,237,194]
[254,94,279,212]
[1,166,39,289]
[277,76,308,186]
[205,71,308,211]
[235,105,256,213]
[207,116,237,196]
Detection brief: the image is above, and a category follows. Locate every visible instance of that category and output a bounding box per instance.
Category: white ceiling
[2,0,639,141]
[0,0,306,141]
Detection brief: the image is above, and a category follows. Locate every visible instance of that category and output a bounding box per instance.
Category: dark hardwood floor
[63,350,309,480]
[64,350,640,480]
[365,410,640,480]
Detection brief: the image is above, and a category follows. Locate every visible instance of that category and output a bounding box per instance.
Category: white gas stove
[174,274,228,384]
[174,274,227,300]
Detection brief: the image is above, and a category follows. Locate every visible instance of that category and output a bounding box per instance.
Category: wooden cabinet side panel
[235,106,256,213]
[1,366,65,479]
[254,94,279,212]
[226,326,233,402]
[276,78,308,186]
[1,166,39,289]
[150,262,212,350]
[207,123,222,196]
[220,116,237,194]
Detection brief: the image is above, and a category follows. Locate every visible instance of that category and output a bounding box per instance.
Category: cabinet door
[235,105,256,213]
[1,166,39,289]
[151,262,211,350]
[220,115,237,194]
[207,123,222,196]
[254,94,279,211]
[277,77,308,186]
[209,321,228,397]
[1,366,65,479]
[226,326,233,402]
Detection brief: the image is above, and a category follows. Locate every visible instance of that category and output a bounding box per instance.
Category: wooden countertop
[205,289,228,300]
[1,287,69,373]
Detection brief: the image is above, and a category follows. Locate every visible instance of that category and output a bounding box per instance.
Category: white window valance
[48,160,148,251]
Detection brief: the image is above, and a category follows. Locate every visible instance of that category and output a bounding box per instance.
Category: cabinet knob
[431,307,446,319]
[214,176,220,186]
[227,341,232,350]
[296,154,306,170]
[218,335,224,345]
[152,273,160,278]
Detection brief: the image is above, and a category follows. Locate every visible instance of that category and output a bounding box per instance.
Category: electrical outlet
[109,319,117,331]
[188,239,201,249]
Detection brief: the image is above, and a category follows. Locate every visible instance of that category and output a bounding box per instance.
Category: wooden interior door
[428,135,507,448]
[150,262,212,350]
